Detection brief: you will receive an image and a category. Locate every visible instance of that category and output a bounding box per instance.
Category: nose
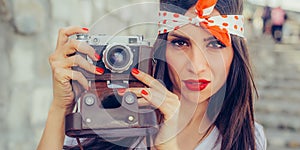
[186,46,208,75]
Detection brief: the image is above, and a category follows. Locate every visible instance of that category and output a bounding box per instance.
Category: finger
[57,26,89,46]
[137,98,152,107]
[54,68,89,90]
[64,39,99,61]
[140,88,180,121]
[71,54,104,75]
[116,88,127,96]
[139,88,165,108]
[131,68,164,89]
[69,70,89,90]
[117,88,143,97]
[53,55,104,75]
[126,87,172,108]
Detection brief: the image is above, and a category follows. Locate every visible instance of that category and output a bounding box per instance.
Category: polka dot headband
[158,0,244,47]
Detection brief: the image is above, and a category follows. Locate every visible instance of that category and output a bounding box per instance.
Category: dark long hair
[153,0,257,150]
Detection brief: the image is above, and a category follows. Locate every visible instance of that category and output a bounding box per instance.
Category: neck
[176,98,215,149]
[178,98,210,131]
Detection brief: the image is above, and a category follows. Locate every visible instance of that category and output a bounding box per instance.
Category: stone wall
[0,0,157,149]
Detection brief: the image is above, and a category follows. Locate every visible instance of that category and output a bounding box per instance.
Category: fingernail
[82,27,89,31]
[131,68,139,75]
[96,67,104,74]
[95,52,101,60]
[141,89,148,95]
[117,88,126,94]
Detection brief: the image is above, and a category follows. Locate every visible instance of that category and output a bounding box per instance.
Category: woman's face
[166,7,234,104]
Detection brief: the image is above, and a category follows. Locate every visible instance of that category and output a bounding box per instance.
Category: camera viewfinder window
[129,38,138,44]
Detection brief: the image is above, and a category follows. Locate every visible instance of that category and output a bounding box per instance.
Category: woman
[37,0,266,149]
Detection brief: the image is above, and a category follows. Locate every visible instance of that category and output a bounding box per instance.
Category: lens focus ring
[103,43,133,73]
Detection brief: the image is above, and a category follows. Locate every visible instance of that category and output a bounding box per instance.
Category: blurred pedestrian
[262,6,271,34]
[271,6,287,43]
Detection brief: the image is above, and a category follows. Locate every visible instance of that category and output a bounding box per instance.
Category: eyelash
[170,39,190,48]
[169,38,226,50]
[207,40,226,49]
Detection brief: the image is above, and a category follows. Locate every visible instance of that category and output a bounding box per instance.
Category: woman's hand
[38,26,104,150]
[49,26,103,113]
[125,68,181,149]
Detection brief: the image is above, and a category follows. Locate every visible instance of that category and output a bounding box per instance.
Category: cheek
[166,47,184,72]
[166,47,186,82]
[222,48,234,74]
[208,48,233,84]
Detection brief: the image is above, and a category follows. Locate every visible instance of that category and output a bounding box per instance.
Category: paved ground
[248,34,300,150]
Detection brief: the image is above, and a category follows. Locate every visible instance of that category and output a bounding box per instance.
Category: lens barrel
[103,44,134,73]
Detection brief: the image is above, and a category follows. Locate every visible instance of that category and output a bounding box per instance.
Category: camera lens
[108,48,128,67]
[103,44,133,73]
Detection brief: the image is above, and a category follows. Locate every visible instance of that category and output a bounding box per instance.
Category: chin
[180,88,211,104]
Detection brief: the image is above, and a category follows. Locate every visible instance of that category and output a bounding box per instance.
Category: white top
[194,122,267,150]
[64,122,267,150]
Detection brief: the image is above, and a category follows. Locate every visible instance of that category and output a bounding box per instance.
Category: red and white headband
[158,0,244,46]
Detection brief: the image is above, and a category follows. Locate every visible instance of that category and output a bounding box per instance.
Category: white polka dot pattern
[158,11,244,46]
[158,11,244,36]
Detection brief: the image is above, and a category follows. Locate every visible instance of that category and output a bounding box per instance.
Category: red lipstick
[183,79,210,91]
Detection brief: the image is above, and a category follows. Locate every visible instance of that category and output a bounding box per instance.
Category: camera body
[65,34,159,139]
[76,34,153,86]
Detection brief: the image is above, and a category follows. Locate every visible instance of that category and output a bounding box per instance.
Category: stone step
[257,88,300,102]
[252,47,300,73]
[255,99,300,116]
[273,63,300,73]
[257,79,300,90]
[274,48,300,70]
[274,44,300,52]
[255,112,300,131]
[267,146,300,150]
[254,68,300,81]
[263,73,300,81]
[265,128,300,149]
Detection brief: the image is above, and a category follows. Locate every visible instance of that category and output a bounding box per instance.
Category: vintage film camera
[65,34,159,140]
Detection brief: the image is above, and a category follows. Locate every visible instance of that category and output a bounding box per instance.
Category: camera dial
[103,43,134,73]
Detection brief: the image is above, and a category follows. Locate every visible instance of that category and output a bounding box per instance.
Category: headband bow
[158,0,244,46]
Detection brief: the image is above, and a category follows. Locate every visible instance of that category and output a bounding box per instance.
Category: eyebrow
[203,36,217,42]
[168,32,190,41]
[168,32,216,42]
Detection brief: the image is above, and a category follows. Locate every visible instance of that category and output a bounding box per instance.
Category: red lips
[183,79,210,91]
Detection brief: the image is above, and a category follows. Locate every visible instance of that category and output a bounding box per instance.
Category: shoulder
[194,126,221,150]
[254,122,267,150]
[194,122,267,150]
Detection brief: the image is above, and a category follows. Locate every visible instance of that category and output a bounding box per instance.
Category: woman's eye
[170,39,189,48]
[207,40,226,49]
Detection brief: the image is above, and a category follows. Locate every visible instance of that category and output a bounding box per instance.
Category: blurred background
[0,0,299,149]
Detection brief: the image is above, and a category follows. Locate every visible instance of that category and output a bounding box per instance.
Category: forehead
[184,6,221,18]
[168,7,219,39]
[167,6,223,39]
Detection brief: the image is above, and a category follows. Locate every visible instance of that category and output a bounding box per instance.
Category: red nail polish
[95,52,101,60]
[82,27,89,31]
[118,88,126,94]
[141,89,148,95]
[96,67,104,74]
[131,68,139,75]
